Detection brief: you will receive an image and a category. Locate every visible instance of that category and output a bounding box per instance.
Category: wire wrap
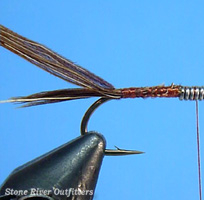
[179,86,204,100]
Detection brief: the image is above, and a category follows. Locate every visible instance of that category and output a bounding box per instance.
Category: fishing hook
[81,97,144,156]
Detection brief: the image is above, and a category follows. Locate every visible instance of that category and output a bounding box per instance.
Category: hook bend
[80,98,144,156]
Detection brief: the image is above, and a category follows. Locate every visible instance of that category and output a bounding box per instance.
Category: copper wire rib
[0,24,203,107]
[1,25,204,157]
[121,84,180,98]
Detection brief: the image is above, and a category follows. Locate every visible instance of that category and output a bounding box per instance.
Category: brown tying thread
[121,84,180,98]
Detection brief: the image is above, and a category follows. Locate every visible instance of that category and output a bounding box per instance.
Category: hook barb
[81,98,143,156]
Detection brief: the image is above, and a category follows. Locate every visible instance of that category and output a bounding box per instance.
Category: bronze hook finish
[80,98,144,156]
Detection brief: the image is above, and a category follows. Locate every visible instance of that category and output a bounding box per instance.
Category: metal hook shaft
[81,98,110,135]
[81,98,144,156]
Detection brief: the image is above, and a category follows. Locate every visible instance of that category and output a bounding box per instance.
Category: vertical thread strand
[196,100,202,200]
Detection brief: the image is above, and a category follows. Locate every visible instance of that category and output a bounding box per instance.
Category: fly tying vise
[0,25,203,200]
[80,97,143,155]
[0,25,203,155]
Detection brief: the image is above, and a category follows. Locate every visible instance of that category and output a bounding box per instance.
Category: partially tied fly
[0,25,203,199]
[0,25,204,108]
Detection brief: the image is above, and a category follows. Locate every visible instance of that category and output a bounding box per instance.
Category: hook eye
[80,98,144,156]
